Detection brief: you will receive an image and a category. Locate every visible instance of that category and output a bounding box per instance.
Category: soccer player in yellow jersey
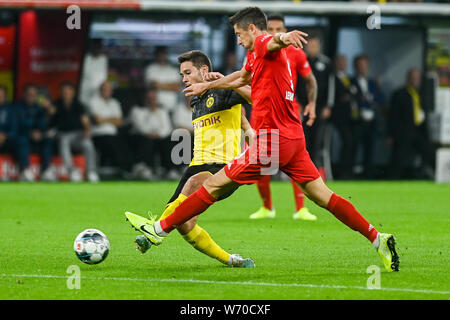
[132,50,256,267]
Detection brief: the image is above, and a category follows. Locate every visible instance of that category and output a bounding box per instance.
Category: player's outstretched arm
[184,68,251,97]
[267,30,308,52]
[204,71,252,104]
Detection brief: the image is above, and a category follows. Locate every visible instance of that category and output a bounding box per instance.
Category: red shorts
[224,133,320,185]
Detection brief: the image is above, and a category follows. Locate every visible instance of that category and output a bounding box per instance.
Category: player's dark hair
[178,50,213,72]
[267,13,285,25]
[229,7,267,31]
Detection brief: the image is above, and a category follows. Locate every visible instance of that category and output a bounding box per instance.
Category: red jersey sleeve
[254,34,275,58]
[296,48,312,78]
[244,52,252,73]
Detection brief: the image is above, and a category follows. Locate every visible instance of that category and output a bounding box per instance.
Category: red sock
[257,175,272,210]
[160,186,216,233]
[291,179,304,211]
[327,193,378,243]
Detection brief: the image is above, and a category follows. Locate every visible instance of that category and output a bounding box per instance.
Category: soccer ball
[74,229,110,265]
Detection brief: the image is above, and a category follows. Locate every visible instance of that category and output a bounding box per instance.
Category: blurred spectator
[351,54,385,178]
[15,84,55,182]
[0,86,23,181]
[88,81,132,177]
[128,86,179,180]
[144,46,181,112]
[173,96,194,134]
[387,68,435,179]
[219,50,253,120]
[298,35,333,175]
[330,55,359,179]
[52,82,99,183]
[172,96,194,163]
[218,51,240,75]
[79,39,108,107]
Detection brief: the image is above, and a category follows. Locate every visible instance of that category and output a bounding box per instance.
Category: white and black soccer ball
[74,229,110,265]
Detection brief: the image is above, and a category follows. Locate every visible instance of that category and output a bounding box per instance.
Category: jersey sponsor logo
[285,91,294,101]
[193,115,221,130]
[206,96,215,108]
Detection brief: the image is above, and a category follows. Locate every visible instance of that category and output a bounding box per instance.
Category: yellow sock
[182,224,230,265]
[159,193,187,220]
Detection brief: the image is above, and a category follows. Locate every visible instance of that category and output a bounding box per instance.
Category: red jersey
[285,45,312,90]
[245,34,306,139]
[285,45,312,113]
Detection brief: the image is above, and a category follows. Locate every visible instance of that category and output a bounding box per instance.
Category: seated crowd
[0,81,192,182]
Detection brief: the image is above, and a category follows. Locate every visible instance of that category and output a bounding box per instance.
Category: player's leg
[291,178,317,221]
[155,168,240,236]
[298,177,377,239]
[135,169,254,267]
[282,136,399,272]
[126,167,240,245]
[297,177,399,272]
[172,172,249,266]
[250,174,276,219]
[127,137,262,245]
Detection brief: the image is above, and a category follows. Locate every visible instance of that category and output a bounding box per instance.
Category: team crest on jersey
[206,96,215,108]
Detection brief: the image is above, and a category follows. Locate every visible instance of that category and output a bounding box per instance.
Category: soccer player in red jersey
[125,7,399,272]
[249,13,318,221]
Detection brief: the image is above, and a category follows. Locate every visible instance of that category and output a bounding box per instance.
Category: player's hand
[303,102,316,127]
[281,30,308,49]
[183,82,209,97]
[204,72,224,82]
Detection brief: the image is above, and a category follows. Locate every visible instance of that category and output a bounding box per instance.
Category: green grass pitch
[0,180,449,300]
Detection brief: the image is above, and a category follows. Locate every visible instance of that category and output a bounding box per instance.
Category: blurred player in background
[249,13,318,221]
[133,50,255,268]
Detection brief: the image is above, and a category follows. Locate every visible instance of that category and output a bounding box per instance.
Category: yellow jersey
[189,89,247,166]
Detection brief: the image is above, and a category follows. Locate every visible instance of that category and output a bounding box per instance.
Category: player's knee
[310,196,328,208]
[308,189,333,208]
[183,172,211,196]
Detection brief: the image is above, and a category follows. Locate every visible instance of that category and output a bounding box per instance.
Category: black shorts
[168,163,225,203]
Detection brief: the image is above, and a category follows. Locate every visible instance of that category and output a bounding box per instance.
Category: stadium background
[0,0,449,182]
[0,0,449,303]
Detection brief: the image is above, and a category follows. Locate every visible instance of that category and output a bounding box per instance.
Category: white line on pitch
[1,273,449,296]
